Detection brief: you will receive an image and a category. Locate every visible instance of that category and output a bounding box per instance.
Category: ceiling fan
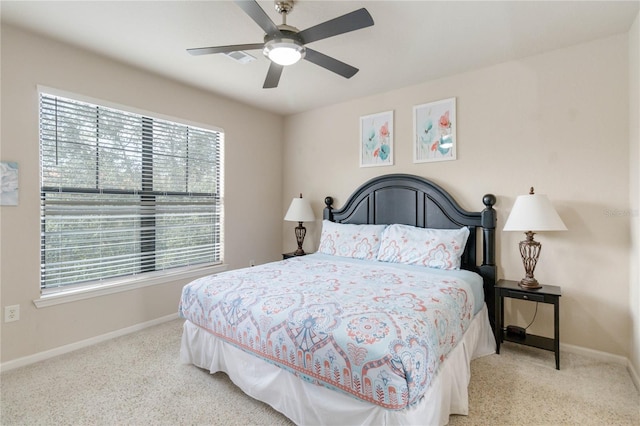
[187,0,374,89]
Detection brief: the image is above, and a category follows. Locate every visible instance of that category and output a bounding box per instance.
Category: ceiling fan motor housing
[263,2,305,65]
[263,30,306,65]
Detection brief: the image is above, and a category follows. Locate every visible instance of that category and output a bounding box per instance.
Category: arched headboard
[323,174,497,326]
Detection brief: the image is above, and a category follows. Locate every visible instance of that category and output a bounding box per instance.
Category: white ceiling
[2,1,638,116]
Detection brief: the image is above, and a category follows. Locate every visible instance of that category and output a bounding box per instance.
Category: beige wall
[630,13,640,377]
[0,25,284,363]
[283,34,632,357]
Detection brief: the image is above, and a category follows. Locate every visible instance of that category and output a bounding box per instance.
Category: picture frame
[413,97,456,163]
[360,110,394,167]
[0,161,19,206]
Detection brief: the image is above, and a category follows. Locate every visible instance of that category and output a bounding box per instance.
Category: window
[39,91,223,292]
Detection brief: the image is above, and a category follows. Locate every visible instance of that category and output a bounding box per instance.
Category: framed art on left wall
[0,161,19,206]
[360,110,394,167]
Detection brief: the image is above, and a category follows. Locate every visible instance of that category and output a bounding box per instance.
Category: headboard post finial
[483,194,496,209]
[323,197,334,221]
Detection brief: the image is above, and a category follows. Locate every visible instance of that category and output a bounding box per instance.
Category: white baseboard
[561,342,628,364]
[0,313,179,373]
[561,342,640,391]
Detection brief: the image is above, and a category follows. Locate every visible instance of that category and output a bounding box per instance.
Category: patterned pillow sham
[377,224,470,270]
[318,220,387,260]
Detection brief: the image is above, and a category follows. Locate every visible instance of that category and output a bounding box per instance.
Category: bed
[179,173,497,425]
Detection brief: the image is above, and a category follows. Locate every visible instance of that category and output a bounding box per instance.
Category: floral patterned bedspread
[179,254,476,410]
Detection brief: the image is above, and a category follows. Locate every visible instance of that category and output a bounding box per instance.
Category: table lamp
[503,187,567,289]
[284,193,315,256]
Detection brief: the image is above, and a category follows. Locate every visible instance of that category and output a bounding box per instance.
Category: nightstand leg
[554,299,560,370]
[495,291,502,354]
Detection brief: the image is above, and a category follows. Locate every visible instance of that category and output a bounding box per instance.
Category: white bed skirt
[180,304,496,426]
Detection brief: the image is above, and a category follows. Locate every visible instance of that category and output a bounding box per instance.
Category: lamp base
[518,277,541,290]
[293,222,307,257]
[518,231,542,290]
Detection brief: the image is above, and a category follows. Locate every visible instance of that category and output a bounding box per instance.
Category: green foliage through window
[39,92,223,290]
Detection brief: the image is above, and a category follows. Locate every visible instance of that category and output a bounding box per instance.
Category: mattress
[179,254,491,413]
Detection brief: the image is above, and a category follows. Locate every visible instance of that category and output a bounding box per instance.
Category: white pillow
[377,224,470,270]
[318,220,387,260]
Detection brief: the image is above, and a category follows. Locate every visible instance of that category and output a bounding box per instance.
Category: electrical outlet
[5,305,20,323]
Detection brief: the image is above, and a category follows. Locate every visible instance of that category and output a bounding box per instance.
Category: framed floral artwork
[413,98,456,163]
[0,161,19,206]
[360,110,393,167]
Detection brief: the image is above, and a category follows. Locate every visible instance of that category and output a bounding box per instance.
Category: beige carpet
[1,319,638,425]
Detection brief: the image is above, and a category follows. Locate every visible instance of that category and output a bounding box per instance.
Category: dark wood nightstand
[495,279,562,369]
[282,252,311,260]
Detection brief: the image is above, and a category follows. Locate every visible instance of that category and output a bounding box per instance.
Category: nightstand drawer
[507,290,545,302]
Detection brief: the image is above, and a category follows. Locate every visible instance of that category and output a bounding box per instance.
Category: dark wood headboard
[323,173,497,327]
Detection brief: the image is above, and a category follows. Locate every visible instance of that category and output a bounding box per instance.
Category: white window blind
[39,92,223,291]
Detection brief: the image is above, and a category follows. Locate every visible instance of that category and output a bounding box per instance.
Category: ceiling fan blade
[304,48,358,79]
[263,62,284,88]
[234,0,282,37]
[298,8,374,45]
[187,43,264,56]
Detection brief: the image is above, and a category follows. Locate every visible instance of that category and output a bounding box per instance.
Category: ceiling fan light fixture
[263,38,305,66]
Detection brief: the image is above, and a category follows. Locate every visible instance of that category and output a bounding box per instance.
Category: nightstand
[282,252,310,260]
[495,279,562,369]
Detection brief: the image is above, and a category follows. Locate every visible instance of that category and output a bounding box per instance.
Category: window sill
[33,264,228,308]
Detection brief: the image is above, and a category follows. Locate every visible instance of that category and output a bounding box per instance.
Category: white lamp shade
[503,193,567,232]
[284,197,315,222]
